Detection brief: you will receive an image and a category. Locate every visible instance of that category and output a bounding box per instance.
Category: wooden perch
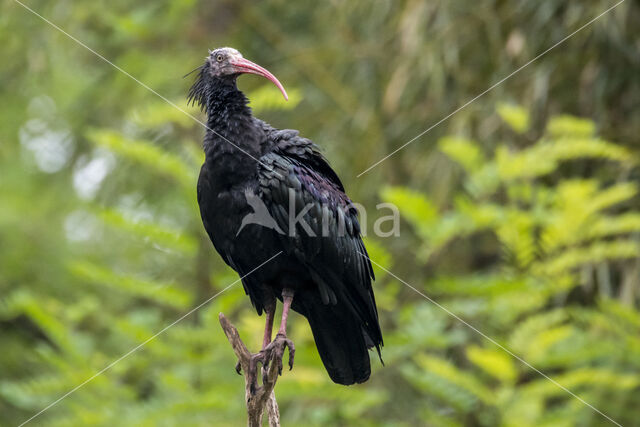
[219,313,281,427]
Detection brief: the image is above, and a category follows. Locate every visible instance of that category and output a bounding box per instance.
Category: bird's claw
[263,333,295,375]
[247,333,295,395]
[235,360,242,375]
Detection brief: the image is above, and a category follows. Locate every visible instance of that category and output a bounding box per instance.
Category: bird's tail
[300,297,373,385]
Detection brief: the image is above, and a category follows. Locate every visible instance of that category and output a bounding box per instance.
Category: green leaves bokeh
[1,1,639,425]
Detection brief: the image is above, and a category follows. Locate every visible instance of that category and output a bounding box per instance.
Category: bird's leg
[247,294,295,395]
[261,288,295,377]
[277,288,293,336]
[247,290,296,394]
[247,288,296,394]
[262,299,276,349]
[236,299,276,376]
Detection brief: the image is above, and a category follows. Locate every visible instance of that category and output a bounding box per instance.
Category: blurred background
[1,0,639,425]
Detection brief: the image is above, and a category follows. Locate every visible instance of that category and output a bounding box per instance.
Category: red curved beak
[230,57,288,101]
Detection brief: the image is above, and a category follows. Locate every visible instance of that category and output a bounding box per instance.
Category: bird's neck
[203,78,262,162]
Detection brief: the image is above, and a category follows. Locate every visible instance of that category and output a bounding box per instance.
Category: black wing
[257,128,382,356]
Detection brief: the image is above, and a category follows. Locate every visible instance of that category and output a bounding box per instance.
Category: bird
[188,47,383,386]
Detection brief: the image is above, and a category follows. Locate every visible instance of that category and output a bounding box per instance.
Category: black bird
[189,47,383,386]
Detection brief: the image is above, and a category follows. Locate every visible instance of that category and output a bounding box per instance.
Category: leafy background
[1,0,639,426]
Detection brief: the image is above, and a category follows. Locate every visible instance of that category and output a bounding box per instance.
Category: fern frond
[536,239,640,276]
[497,103,530,134]
[439,136,486,173]
[246,85,302,113]
[416,354,494,405]
[466,345,517,383]
[68,261,191,309]
[496,138,634,181]
[86,129,195,189]
[546,115,595,138]
[96,208,198,255]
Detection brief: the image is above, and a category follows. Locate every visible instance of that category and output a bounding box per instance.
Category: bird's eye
[216,54,224,62]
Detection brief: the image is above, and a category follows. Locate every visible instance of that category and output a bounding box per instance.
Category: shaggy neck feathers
[189,72,263,167]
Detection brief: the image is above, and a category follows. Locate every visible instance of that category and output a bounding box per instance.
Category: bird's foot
[247,333,295,394]
[263,333,295,375]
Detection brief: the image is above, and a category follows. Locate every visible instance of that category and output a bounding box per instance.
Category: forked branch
[219,313,281,427]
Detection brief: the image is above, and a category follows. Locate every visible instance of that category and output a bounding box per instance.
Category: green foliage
[547,115,596,138]
[86,128,196,190]
[247,85,303,114]
[1,0,639,425]
[380,109,640,426]
[497,103,530,134]
[97,208,199,256]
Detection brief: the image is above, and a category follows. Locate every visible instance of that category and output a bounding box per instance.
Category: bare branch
[219,313,281,427]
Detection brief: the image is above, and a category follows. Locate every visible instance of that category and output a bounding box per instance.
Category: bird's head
[188,47,288,109]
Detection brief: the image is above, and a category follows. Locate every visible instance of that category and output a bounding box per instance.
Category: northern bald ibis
[189,47,382,386]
